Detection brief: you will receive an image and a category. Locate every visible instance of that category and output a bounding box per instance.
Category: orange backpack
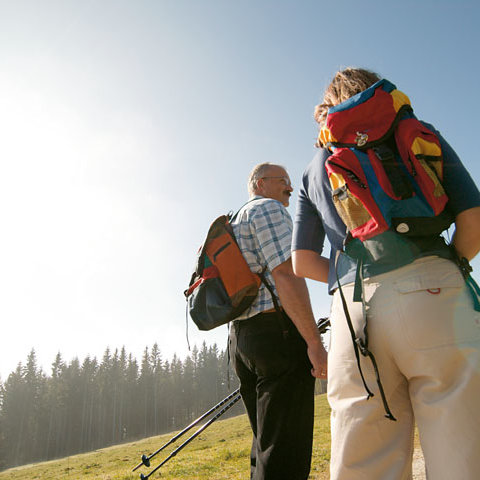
[184,211,262,331]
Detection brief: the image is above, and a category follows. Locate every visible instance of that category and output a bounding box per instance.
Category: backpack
[320,78,453,263]
[184,209,262,331]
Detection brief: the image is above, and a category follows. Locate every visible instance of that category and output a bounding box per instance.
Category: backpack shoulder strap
[229,197,263,223]
[258,269,290,337]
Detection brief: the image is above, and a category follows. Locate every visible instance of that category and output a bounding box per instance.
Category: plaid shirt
[231,196,293,320]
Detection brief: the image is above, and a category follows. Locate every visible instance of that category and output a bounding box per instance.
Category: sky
[1,0,479,380]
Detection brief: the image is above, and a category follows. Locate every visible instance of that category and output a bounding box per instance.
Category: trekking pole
[317,316,330,334]
[139,393,242,480]
[132,388,240,472]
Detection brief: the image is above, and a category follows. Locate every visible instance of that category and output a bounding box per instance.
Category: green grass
[0,394,332,480]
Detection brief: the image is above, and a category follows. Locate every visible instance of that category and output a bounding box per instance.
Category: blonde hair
[314,68,381,136]
[247,163,286,197]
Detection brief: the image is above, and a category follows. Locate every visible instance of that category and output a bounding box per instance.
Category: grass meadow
[0,393,332,480]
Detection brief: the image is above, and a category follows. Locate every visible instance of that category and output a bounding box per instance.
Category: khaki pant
[328,256,480,479]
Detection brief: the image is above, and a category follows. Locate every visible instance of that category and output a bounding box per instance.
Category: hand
[307,341,328,379]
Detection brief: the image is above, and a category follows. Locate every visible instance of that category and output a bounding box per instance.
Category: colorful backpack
[319,79,453,262]
[184,209,262,331]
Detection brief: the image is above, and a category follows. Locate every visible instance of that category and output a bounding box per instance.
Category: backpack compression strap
[334,251,397,421]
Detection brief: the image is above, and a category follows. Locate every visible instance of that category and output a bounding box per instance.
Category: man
[229,162,327,480]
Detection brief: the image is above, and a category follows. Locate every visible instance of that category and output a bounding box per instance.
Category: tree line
[0,343,241,470]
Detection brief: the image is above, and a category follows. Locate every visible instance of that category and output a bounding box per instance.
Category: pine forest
[0,343,241,471]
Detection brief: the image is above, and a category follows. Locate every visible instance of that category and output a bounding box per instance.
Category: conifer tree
[0,342,240,470]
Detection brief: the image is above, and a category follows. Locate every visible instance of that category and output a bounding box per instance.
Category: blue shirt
[231,196,292,319]
[292,124,480,293]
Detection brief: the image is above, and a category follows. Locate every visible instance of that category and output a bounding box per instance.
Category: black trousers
[229,311,315,480]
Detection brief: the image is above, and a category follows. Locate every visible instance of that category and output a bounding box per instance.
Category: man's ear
[255,178,265,194]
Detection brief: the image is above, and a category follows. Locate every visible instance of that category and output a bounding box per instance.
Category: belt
[262,307,283,314]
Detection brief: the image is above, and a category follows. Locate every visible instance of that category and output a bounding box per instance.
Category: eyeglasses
[261,176,292,187]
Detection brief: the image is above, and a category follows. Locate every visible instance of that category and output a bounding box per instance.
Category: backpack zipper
[327,160,368,189]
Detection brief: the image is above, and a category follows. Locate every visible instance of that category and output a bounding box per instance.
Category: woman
[292,68,480,479]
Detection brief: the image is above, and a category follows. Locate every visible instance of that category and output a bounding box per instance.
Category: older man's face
[258,166,293,207]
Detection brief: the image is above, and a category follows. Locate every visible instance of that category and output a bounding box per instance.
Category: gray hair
[247,163,286,197]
